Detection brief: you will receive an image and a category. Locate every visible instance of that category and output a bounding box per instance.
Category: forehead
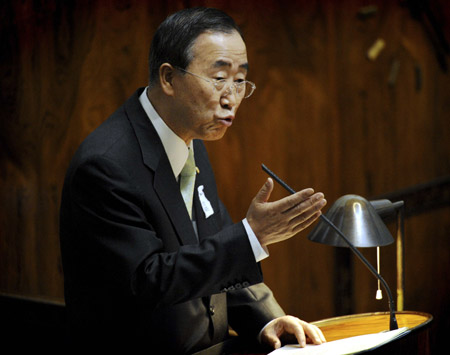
[188,31,248,70]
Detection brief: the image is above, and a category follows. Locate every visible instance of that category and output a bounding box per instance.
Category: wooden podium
[229,311,432,354]
[310,311,433,354]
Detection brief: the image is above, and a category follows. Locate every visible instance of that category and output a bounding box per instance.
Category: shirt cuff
[242,218,269,262]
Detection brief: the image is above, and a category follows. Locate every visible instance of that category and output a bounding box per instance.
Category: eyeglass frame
[174,66,256,99]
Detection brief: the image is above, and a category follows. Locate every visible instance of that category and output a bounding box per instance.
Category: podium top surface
[311,311,433,342]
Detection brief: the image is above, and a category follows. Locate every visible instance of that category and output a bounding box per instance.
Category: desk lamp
[307,195,394,301]
[306,195,400,330]
[261,164,399,330]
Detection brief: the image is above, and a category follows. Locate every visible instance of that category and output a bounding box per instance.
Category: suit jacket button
[242,281,250,287]
[235,283,242,289]
[209,305,215,315]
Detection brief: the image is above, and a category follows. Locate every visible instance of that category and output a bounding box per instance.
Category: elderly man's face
[171,30,249,144]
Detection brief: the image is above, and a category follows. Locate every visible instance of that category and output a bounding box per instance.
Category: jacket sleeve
[215,197,286,338]
[227,283,286,339]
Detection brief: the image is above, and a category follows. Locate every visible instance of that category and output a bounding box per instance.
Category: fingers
[277,317,322,347]
[280,318,326,348]
[290,197,327,231]
[282,192,325,215]
[273,188,315,212]
[261,316,326,350]
[317,326,327,343]
[301,321,326,345]
[289,319,307,347]
[281,193,326,233]
[266,316,307,348]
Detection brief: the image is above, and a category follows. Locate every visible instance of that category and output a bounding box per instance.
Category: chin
[202,128,228,141]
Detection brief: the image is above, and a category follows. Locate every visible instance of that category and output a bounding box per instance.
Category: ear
[159,63,176,96]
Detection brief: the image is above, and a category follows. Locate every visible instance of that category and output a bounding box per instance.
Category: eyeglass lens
[216,81,254,98]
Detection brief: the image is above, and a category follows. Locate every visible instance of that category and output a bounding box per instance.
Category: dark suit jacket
[59,88,284,353]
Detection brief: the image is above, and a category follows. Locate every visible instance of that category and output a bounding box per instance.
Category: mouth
[218,116,234,127]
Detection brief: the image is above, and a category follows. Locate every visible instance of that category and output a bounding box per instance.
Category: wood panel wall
[1,0,449,351]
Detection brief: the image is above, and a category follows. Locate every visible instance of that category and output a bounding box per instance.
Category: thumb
[264,331,282,349]
[254,178,273,203]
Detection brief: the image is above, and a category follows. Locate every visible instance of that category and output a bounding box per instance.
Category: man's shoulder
[82,89,148,148]
[68,89,150,168]
[78,109,133,158]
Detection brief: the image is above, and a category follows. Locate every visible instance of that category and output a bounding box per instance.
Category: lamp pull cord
[376,247,383,300]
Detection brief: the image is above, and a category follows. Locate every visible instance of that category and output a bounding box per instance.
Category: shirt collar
[139,87,192,178]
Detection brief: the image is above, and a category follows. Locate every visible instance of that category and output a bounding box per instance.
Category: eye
[213,78,227,91]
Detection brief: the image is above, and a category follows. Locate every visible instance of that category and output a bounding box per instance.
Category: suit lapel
[124,88,198,246]
[154,159,198,246]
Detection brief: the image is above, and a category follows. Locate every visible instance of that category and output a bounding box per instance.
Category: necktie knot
[180,148,196,177]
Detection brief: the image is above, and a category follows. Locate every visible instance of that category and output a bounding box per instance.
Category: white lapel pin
[197,185,214,218]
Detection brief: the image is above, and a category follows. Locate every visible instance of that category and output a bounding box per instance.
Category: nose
[220,85,238,108]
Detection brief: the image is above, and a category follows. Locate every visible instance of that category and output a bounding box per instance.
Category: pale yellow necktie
[179,148,196,219]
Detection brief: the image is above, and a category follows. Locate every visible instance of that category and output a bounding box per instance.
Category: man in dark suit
[59,7,327,354]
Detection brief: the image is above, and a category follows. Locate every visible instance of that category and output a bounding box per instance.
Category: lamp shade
[308,195,394,247]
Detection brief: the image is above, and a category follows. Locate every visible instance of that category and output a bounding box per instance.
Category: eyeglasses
[175,67,256,99]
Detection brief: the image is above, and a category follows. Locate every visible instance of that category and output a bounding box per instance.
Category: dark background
[1,0,449,352]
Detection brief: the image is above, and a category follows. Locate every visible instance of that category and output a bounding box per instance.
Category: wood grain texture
[0,0,449,351]
[311,311,433,354]
[312,311,432,341]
